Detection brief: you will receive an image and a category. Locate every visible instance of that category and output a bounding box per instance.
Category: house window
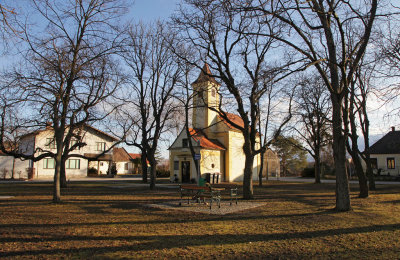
[124,163,129,170]
[174,161,179,170]
[43,158,55,169]
[66,159,80,169]
[96,142,106,151]
[387,158,395,169]
[70,139,80,150]
[45,138,56,149]
[370,158,378,169]
[182,138,188,148]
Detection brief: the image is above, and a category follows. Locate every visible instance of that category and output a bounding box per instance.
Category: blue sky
[129,0,181,22]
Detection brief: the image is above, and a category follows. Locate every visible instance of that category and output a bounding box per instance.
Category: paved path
[275,176,400,185]
[0,176,399,185]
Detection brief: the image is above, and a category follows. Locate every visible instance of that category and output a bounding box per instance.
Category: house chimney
[392,126,395,132]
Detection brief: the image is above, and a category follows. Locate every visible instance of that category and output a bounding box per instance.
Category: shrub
[156,169,170,178]
[301,167,315,178]
[88,167,98,176]
[108,164,117,176]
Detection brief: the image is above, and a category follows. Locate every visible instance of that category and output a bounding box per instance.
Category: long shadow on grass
[0,209,344,230]
[1,223,400,257]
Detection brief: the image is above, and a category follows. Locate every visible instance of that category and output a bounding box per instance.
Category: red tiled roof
[218,112,245,130]
[189,128,226,150]
[192,63,220,85]
[129,153,150,164]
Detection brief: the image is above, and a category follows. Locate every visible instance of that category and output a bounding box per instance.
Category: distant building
[169,64,262,183]
[368,127,400,176]
[17,124,118,179]
[262,149,280,178]
[113,147,135,174]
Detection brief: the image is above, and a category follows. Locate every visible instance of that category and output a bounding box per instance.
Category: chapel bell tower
[192,64,220,132]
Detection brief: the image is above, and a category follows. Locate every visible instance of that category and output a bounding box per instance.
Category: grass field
[0,180,399,259]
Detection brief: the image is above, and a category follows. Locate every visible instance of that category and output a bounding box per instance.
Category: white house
[113,147,136,174]
[0,151,30,179]
[368,127,400,176]
[18,124,118,179]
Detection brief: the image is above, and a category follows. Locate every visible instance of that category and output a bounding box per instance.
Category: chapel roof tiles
[189,128,226,150]
[218,112,245,130]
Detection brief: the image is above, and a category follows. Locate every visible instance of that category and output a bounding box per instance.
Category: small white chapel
[168,64,263,183]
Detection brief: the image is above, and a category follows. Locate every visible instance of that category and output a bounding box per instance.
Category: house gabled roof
[369,129,400,154]
[192,63,220,85]
[113,147,131,162]
[189,128,226,150]
[19,124,118,142]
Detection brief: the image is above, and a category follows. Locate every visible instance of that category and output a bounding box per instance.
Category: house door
[181,161,191,183]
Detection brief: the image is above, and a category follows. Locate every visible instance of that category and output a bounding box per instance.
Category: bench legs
[230,188,238,206]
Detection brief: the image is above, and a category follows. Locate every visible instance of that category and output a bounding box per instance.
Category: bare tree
[173,0,296,199]
[0,0,126,202]
[243,0,379,211]
[119,22,182,190]
[354,64,376,190]
[257,76,293,186]
[0,1,19,47]
[293,75,331,184]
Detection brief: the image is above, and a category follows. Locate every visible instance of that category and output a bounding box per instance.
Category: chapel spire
[192,63,220,85]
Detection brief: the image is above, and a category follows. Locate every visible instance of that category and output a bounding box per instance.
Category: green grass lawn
[0,181,399,259]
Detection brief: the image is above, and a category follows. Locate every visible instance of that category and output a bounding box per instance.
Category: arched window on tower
[211,88,216,97]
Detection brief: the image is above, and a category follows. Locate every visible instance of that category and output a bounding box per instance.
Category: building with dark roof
[369,127,400,176]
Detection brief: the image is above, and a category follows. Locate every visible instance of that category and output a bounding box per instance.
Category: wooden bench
[179,184,222,209]
[211,184,238,206]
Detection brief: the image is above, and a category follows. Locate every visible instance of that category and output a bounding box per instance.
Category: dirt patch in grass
[0,181,399,259]
[149,200,267,215]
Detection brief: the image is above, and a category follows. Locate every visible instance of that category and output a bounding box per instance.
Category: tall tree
[119,22,182,189]
[244,0,379,210]
[354,64,376,190]
[272,135,308,176]
[294,75,331,184]
[173,0,295,199]
[0,0,126,202]
[0,1,18,48]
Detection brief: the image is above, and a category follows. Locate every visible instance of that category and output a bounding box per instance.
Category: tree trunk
[353,156,368,198]
[148,153,157,190]
[60,157,67,188]
[53,154,62,203]
[366,161,375,190]
[314,153,321,184]
[331,94,351,211]
[363,138,376,190]
[11,157,15,179]
[258,150,265,187]
[243,146,255,199]
[141,152,148,183]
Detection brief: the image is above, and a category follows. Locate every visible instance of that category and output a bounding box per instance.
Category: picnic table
[179,184,224,209]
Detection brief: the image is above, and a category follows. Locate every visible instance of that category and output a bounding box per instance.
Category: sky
[129,0,181,22]
[1,0,398,158]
